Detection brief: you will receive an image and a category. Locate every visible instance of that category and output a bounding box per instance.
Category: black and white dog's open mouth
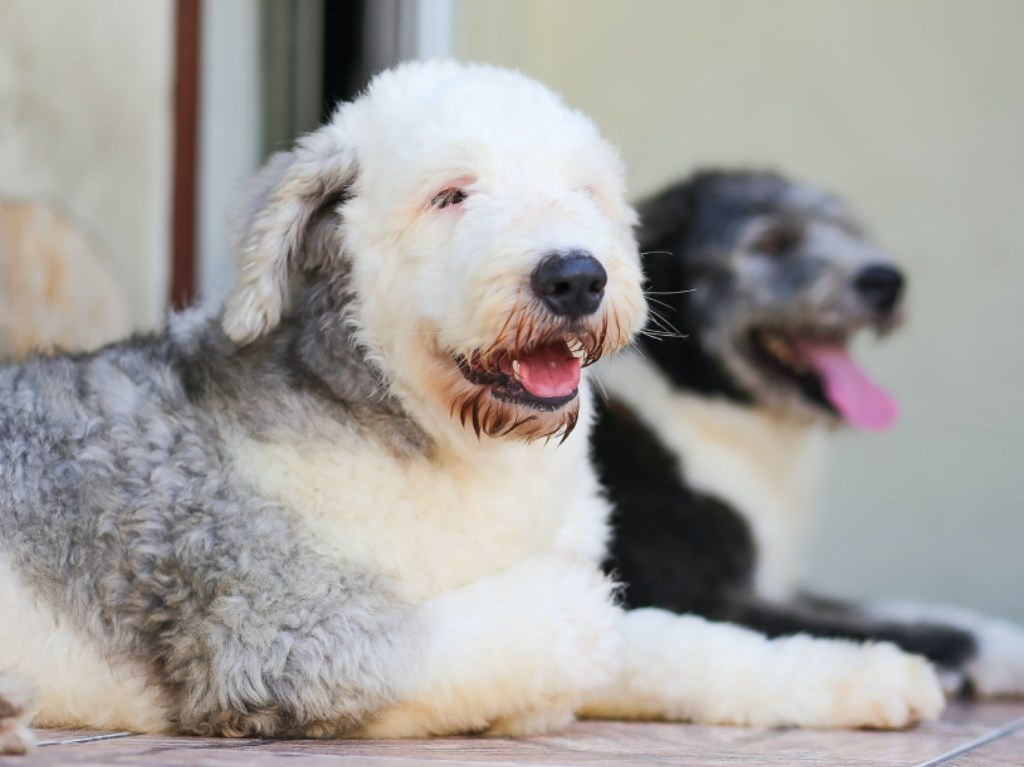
[747,327,899,430]
[456,338,586,411]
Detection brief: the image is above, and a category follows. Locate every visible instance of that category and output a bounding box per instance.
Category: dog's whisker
[642,317,682,336]
[590,371,611,402]
[644,323,685,336]
[644,296,676,313]
[640,330,686,340]
[647,306,684,334]
[645,313,685,340]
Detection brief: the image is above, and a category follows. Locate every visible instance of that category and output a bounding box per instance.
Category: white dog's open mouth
[456,337,587,411]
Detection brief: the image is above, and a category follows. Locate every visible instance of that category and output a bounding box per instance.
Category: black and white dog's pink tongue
[517,344,581,398]
[794,342,899,430]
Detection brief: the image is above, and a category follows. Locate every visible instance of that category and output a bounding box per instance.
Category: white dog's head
[223,61,647,442]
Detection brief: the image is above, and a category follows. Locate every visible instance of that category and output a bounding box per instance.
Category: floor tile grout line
[36,731,136,747]
[910,715,1024,767]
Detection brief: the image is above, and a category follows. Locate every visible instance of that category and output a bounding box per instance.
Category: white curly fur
[0,672,35,755]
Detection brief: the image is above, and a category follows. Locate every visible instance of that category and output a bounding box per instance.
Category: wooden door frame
[171,0,200,310]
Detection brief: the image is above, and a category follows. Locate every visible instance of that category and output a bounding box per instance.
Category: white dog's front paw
[486,706,576,737]
[365,558,620,738]
[489,558,622,719]
[537,560,623,693]
[813,641,945,730]
[579,611,942,731]
[0,673,36,755]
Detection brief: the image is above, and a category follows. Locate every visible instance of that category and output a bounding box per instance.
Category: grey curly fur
[0,194,431,737]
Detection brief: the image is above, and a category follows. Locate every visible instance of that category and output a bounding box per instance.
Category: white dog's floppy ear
[222,131,357,345]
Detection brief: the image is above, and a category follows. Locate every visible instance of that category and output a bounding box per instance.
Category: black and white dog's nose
[531,251,608,319]
[854,264,904,316]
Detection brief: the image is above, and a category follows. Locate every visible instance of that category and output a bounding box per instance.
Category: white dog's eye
[431,188,468,209]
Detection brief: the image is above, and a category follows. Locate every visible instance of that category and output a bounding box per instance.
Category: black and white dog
[595,169,1024,697]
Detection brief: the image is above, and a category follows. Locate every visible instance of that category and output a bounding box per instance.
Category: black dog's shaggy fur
[596,170,980,676]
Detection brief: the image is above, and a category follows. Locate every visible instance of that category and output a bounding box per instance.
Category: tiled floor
[5,702,1023,767]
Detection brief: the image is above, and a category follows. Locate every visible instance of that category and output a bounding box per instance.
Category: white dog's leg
[362,558,621,738]
[0,673,36,755]
[580,608,944,729]
[865,602,1024,698]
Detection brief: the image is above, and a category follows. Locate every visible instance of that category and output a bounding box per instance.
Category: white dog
[0,61,941,748]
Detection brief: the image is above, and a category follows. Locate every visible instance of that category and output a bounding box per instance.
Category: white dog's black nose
[531,252,608,319]
[854,265,904,316]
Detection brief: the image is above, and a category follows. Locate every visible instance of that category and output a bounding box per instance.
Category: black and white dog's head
[639,170,903,429]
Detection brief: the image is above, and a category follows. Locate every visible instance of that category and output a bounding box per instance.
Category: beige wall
[0,0,1018,620]
[456,0,1024,620]
[0,0,174,330]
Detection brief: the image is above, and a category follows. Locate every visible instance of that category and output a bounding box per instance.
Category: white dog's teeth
[511,359,522,380]
[566,338,585,358]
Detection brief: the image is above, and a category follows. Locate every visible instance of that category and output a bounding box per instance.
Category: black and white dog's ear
[636,179,696,259]
[222,130,357,346]
[635,180,698,298]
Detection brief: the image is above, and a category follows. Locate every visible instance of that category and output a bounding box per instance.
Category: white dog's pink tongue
[517,343,581,399]
[794,342,899,431]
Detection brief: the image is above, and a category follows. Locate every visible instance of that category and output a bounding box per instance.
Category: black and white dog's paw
[867,602,1024,699]
[0,673,36,755]
[961,616,1024,698]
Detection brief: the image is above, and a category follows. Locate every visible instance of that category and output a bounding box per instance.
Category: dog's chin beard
[740,326,899,431]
